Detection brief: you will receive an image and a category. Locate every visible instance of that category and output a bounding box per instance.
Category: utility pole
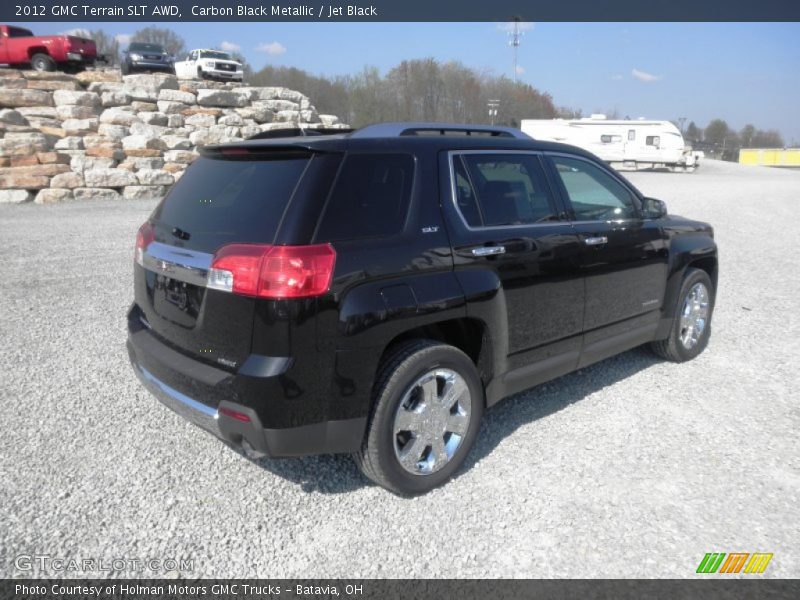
[677,117,686,135]
[508,17,523,84]
[487,99,500,125]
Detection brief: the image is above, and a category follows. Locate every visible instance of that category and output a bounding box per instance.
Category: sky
[13,21,800,143]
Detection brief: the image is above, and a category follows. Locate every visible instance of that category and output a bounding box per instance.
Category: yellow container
[739,149,800,167]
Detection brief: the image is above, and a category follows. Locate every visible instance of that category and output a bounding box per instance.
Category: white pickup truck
[173,49,244,82]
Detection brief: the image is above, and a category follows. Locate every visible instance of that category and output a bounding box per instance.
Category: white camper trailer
[520,115,700,172]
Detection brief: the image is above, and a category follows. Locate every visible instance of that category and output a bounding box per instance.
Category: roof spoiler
[199,144,318,158]
[246,127,354,140]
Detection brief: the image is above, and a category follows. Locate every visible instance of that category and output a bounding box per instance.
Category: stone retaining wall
[0,69,347,203]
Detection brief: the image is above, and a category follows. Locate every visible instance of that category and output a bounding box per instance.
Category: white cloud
[631,68,662,82]
[611,74,624,81]
[515,65,525,75]
[115,33,133,46]
[219,41,241,53]
[496,21,534,33]
[61,28,91,38]
[255,41,286,56]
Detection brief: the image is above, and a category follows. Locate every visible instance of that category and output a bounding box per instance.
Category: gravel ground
[1,159,799,579]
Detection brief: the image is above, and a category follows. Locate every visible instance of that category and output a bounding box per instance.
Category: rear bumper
[65,53,96,63]
[126,313,365,457]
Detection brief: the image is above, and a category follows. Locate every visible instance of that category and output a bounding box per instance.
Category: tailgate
[134,152,313,369]
[67,36,97,58]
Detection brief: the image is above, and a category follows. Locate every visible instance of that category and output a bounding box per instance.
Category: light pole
[487,99,500,125]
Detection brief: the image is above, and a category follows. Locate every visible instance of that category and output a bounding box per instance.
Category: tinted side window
[8,27,33,38]
[316,154,414,242]
[550,156,637,221]
[455,154,558,227]
[453,158,482,227]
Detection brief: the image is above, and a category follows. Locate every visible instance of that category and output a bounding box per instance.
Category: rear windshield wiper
[171,227,191,241]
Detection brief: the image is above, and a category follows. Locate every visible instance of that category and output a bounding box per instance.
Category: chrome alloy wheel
[679,282,710,350]
[392,369,471,475]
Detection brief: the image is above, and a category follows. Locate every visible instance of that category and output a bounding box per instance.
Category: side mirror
[642,197,667,219]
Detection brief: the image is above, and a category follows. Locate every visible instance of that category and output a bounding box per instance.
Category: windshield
[199,51,232,60]
[129,43,164,53]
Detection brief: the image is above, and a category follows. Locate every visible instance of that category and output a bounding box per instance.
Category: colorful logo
[696,552,773,574]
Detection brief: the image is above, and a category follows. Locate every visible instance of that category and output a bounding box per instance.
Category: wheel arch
[376,316,494,391]
[656,234,718,339]
[27,47,50,59]
[687,255,718,291]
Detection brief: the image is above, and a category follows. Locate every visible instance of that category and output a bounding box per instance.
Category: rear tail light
[208,243,336,299]
[135,221,154,266]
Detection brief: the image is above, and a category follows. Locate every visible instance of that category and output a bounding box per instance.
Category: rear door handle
[584,236,608,246]
[471,246,506,257]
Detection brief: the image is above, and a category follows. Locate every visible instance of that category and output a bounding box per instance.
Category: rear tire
[650,268,714,362]
[354,340,484,496]
[31,53,56,72]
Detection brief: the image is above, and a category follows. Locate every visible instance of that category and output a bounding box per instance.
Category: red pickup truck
[0,25,97,72]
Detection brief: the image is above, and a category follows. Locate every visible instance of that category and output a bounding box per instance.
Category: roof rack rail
[350,122,530,140]
[247,127,354,140]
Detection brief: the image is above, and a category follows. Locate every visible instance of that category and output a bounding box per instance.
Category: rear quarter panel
[314,145,463,422]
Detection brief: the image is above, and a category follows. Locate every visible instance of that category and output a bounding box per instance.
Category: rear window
[315,154,414,242]
[152,155,309,253]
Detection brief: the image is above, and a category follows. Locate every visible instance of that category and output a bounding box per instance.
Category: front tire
[31,53,56,72]
[650,267,714,362]
[354,340,484,495]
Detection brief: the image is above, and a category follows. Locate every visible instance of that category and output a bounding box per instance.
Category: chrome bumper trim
[137,364,218,419]
[141,241,212,287]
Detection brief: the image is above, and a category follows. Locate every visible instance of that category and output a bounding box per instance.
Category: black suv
[121,42,174,75]
[127,123,717,495]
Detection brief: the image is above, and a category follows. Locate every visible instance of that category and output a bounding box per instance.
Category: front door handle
[584,236,608,246]
[471,246,506,257]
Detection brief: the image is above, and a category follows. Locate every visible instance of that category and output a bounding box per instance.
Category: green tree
[740,124,756,147]
[703,119,730,146]
[247,57,557,127]
[347,66,394,126]
[751,129,784,148]
[685,121,702,142]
